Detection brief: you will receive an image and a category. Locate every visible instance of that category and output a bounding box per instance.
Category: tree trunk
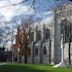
[32,42,35,64]
[25,54,27,63]
[19,47,21,63]
[24,44,27,63]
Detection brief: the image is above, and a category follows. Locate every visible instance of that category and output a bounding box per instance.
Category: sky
[0,0,70,22]
[0,0,70,49]
[0,0,56,22]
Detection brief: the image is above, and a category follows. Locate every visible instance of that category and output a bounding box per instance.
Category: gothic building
[27,23,54,64]
[27,1,72,64]
[12,1,72,65]
[54,2,72,64]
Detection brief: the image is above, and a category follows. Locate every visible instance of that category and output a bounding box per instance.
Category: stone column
[40,25,45,64]
[32,26,38,63]
[54,14,61,64]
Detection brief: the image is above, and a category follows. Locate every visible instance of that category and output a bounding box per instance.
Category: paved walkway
[0,63,7,65]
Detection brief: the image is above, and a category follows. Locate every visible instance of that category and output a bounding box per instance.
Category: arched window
[61,18,72,43]
[31,32,34,41]
[35,47,38,55]
[45,28,50,39]
[36,30,41,41]
[43,47,47,55]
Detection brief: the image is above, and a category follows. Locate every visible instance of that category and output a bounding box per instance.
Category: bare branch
[31,0,35,8]
[0,0,29,8]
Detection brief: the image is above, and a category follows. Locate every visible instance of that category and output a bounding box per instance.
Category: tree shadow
[0,64,49,72]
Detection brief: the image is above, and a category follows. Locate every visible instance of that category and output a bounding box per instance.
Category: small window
[37,30,41,41]
[70,9,72,15]
[43,47,47,55]
[35,47,38,55]
[30,32,34,41]
[45,28,50,39]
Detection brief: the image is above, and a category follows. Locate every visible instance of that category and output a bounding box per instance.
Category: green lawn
[0,63,72,72]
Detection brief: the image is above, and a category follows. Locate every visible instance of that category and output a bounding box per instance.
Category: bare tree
[12,17,33,63]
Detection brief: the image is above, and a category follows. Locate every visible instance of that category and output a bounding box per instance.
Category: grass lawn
[0,63,72,72]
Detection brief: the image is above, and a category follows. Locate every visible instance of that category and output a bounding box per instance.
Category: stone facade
[27,2,72,65]
[27,23,54,64]
[13,2,72,65]
[54,2,72,64]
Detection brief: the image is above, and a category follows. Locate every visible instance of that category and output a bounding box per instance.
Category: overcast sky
[0,0,70,49]
[0,0,57,22]
[0,0,69,22]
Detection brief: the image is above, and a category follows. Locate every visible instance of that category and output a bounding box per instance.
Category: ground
[0,63,72,72]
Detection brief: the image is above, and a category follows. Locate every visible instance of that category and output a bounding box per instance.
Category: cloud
[0,0,34,21]
[0,0,24,8]
[2,6,14,21]
[0,0,9,8]
[9,0,24,4]
[0,0,55,22]
[14,5,34,16]
[0,0,56,48]
[1,4,34,21]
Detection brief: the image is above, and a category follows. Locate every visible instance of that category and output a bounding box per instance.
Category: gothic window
[61,19,72,43]
[45,28,50,39]
[67,10,70,16]
[0,38,2,43]
[61,11,63,17]
[60,12,62,18]
[43,47,47,55]
[31,32,34,41]
[59,12,62,18]
[70,9,72,15]
[35,47,38,55]
[62,11,64,17]
[36,30,41,41]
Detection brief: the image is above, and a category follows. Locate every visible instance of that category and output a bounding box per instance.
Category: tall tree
[12,17,33,63]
